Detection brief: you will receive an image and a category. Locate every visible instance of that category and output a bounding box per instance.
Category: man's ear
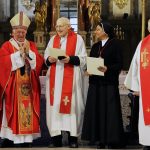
[68,25,71,30]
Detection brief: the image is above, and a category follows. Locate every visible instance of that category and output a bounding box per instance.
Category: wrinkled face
[95,25,107,40]
[12,28,27,42]
[148,19,150,33]
[55,21,70,37]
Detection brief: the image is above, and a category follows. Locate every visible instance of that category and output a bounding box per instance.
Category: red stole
[140,34,150,125]
[50,31,77,114]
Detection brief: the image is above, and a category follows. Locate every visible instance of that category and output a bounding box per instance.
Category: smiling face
[95,25,108,40]
[12,28,27,42]
[55,17,71,37]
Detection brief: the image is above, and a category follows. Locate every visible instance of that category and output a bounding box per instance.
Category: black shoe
[0,139,14,148]
[69,142,78,148]
[20,143,32,148]
[49,135,62,148]
[143,146,150,150]
[68,135,78,148]
[48,143,62,148]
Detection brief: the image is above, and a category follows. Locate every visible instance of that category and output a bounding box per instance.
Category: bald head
[56,17,71,26]
[55,17,71,37]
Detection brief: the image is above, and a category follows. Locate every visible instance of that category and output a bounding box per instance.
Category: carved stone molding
[114,0,128,9]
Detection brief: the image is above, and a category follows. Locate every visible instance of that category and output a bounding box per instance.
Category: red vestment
[49,31,77,114]
[0,39,44,134]
[140,35,150,125]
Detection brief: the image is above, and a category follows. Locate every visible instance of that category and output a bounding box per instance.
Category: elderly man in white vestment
[124,19,150,150]
[44,17,87,148]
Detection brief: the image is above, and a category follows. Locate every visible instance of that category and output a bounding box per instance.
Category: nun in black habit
[81,21,125,149]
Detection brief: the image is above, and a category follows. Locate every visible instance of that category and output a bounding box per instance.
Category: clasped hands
[133,91,139,96]
[19,41,30,60]
[48,56,70,63]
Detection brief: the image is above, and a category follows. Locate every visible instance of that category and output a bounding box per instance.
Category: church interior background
[0,0,149,148]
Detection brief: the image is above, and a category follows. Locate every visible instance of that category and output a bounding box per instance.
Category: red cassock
[0,40,44,134]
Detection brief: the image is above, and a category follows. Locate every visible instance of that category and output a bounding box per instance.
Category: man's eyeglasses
[55,25,67,29]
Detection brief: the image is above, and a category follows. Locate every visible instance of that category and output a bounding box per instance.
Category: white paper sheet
[47,47,66,59]
[87,57,104,76]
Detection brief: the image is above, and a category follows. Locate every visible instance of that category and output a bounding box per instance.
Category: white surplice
[124,41,150,146]
[44,34,87,137]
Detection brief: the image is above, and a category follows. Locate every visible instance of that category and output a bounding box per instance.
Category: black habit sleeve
[106,40,123,72]
[46,57,52,66]
[69,56,80,66]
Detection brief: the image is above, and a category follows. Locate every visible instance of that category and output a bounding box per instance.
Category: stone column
[48,0,59,39]
[78,0,87,47]
[33,31,46,55]
[0,0,11,21]
[141,0,146,39]
[133,0,139,18]
[48,0,59,31]
[10,0,18,18]
[102,0,109,19]
[0,1,5,20]
[78,0,85,31]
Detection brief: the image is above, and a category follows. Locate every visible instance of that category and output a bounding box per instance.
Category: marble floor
[0,144,144,150]
[0,147,144,150]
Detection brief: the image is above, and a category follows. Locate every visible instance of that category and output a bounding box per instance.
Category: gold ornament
[114,0,128,9]
[141,48,149,69]
[88,1,102,30]
[34,1,47,31]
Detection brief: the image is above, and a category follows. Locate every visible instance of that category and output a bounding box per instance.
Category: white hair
[56,17,71,26]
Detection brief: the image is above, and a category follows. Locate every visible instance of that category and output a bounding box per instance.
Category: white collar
[101,38,109,47]
[9,38,27,50]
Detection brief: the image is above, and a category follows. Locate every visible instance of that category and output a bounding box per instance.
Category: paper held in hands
[48,47,66,59]
[87,57,104,76]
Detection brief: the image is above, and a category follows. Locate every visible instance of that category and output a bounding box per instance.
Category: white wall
[112,0,131,17]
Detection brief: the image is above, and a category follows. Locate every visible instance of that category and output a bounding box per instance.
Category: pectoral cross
[141,48,149,69]
[63,96,69,106]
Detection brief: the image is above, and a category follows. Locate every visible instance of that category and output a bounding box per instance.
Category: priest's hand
[19,41,30,60]
[84,71,92,76]
[133,91,139,96]
[97,66,107,73]
[23,41,30,55]
[48,56,57,63]
[20,47,26,60]
[59,56,70,63]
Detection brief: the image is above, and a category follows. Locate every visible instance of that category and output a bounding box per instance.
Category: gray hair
[56,17,71,26]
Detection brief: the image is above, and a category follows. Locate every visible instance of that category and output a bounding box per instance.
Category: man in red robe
[0,12,44,147]
[124,19,150,150]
